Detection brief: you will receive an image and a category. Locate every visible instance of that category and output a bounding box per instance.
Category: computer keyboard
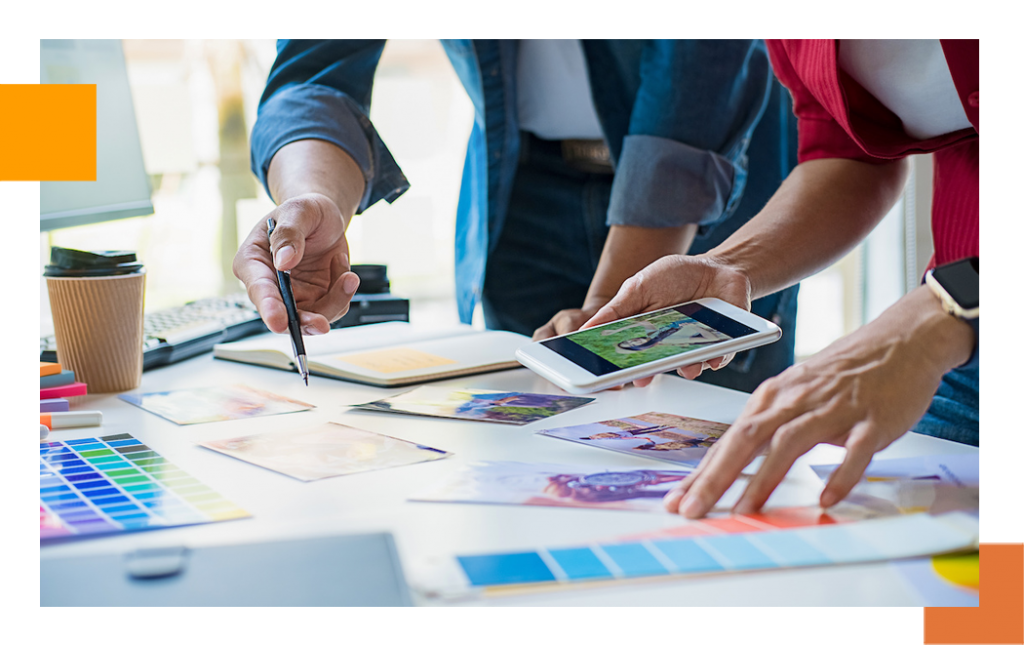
[40,293,269,371]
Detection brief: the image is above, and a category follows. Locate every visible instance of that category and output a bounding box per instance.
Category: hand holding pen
[232,194,361,338]
[267,217,310,386]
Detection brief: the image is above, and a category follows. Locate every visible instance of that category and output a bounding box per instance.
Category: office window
[41,39,931,359]
[793,156,933,360]
[41,39,471,332]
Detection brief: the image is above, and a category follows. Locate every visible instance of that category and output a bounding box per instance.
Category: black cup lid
[45,247,142,277]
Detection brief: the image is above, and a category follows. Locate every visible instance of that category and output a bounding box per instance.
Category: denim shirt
[251,39,797,324]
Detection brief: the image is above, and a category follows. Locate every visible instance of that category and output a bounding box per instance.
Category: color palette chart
[40,433,249,540]
[454,512,978,589]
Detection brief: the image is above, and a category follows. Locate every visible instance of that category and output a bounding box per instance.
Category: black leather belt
[520,132,614,174]
[560,138,614,174]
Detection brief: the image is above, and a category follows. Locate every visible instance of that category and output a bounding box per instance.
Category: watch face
[573,472,651,487]
[933,257,979,310]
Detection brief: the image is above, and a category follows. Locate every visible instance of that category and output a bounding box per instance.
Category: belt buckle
[561,139,613,174]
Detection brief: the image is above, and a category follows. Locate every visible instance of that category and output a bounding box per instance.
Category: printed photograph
[565,308,731,370]
[351,385,594,425]
[412,461,691,512]
[538,411,730,467]
[119,384,315,425]
[812,455,980,517]
[200,421,451,481]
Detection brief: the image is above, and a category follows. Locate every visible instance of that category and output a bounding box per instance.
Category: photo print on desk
[351,385,595,426]
[199,422,451,482]
[538,412,729,467]
[119,384,314,425]
[412,461,692,512]
[812,454,980,517]
[40,433,249,541]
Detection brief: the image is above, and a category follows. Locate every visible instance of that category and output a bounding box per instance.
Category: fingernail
[275,246,295,269]
[820,490,838,508]
[679,495,703,518]
[342,273,360,295]
[302,326,323,336]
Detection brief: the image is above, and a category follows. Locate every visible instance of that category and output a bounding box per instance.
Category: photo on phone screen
[541,303,757,376]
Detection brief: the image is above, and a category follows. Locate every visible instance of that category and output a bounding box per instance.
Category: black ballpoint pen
[267,218,309,386]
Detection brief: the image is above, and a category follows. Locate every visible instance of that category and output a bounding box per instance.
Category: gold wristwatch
[925,257,979,367]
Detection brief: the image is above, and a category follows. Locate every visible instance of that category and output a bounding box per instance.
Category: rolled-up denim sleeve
[250,39,410,213]
[607,40,772,229]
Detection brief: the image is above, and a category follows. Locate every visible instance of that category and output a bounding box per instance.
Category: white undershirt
[838,39,972,140]
[516,39,604,140]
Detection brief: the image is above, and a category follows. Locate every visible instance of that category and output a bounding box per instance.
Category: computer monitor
[40,39,153,231]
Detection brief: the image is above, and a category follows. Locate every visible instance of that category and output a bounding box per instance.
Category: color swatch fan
[40,433,249,540]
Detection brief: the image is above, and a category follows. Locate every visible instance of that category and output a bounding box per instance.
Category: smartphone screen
[540,303,758,376]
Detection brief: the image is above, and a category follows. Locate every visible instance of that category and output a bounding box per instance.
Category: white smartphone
[516,298,782,394]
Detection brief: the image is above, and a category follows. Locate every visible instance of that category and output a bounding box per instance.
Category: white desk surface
[40,341,978,606]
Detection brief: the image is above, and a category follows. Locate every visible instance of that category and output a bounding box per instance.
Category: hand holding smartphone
[516,298,781,394]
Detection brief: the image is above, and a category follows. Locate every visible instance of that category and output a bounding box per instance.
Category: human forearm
[267,139,367,227]
[708,157,911,300]
[583,224,698,309]
[235,139,365,334]
[532,223,697,340]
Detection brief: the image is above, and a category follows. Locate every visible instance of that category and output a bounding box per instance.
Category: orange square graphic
[0,84,96,181]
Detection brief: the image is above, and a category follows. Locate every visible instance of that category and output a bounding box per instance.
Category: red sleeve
[766,40,880,165]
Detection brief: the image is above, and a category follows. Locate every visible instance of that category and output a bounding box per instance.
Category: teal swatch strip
[454,514,976,588]
[696,534,777,570]
[650,538,725,573]
[547,548,612,581]
[457,552,556,586]
[597,543,668,577]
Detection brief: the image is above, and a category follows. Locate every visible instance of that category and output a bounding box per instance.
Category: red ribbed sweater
[766,40,979,266]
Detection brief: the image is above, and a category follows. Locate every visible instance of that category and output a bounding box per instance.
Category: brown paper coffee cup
[46,270,146,394]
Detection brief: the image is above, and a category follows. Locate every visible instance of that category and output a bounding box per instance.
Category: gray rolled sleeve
[606,134,745,228]
[250,83,409,212]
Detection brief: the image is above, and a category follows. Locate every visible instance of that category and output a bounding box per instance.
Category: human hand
[662,286,975,518]
[580,254,752,385]
[232,192,360,335]
[532,301,609,341]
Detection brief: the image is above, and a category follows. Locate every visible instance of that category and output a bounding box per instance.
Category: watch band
[962,316,979,370]
[925,262,979,370]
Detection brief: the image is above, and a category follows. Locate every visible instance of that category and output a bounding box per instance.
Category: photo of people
[538,412,730,467]
[412,461,691,512]
[564,308,732,370]
[351,385,595,425]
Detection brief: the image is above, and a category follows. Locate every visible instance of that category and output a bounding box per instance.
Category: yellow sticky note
[336,348,457,374]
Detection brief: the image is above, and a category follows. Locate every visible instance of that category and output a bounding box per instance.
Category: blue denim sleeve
[250,39,410,212]
[607,40,772,229]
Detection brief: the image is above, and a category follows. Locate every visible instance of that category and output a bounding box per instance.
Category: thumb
[269,200,320,271]
[580,274,648,330]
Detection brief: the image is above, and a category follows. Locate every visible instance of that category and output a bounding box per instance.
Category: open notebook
[212,322,530,387]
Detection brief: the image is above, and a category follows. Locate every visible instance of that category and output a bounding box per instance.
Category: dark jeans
[482,134,798,394]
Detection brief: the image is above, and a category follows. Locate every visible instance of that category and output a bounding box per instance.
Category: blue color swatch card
[40,433,249,541]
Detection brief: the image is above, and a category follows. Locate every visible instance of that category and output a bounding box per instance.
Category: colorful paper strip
[454,513,978,587]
